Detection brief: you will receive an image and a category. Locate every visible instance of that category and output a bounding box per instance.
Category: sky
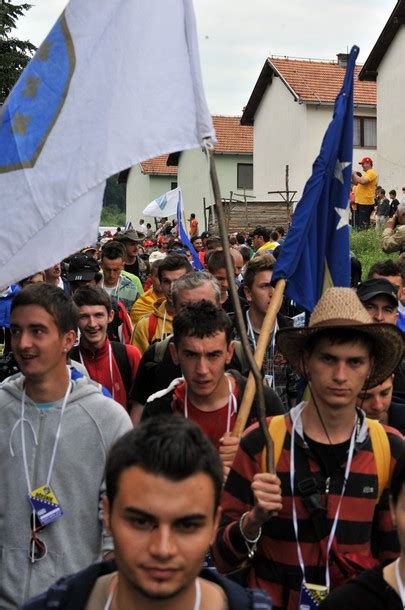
[14,0,396,116]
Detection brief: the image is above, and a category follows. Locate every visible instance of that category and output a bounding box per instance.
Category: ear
[169,340,180,365]
[102,495,112,535]
[243,285,252,304]
[210,506,222,546]
[108,309,115,323]
[226,340,235,365]
[389,496,397,527]
[62,329,77,354]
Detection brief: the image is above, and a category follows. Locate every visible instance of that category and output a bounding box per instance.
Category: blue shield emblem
[0,12,75,173]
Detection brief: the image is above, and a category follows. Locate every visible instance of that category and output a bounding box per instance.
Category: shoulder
[200,568,272,609]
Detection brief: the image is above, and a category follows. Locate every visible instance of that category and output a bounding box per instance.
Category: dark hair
[276,226,285,237]
[390,449,405,505]
[243,253,275,289]
[106,415,223,509]
[238,245,251,263]
[379,189,386,196]
[173,301,232,346]
[304,328,375,359]
[101,241,127,262]
[390,190,397,197]
[252,226,270,242]
[157,254,192,282]
[190,235,201,244]
[270,231,280,241]
[207,250,227,273]
[236,232,245,245]
[368,259,401,280]
[229,236,237,246]
[205,236,222,251]
[11,283,78,335]
[73,285,112,314]
[351,256,363,288]
[190,213,196,219]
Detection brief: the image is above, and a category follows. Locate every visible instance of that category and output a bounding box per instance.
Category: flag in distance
[272,45,359,312]
[176,190,204,270]
[0,0,215,288]
[143,187,180,218]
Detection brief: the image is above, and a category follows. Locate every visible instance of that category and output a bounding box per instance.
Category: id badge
[28,484,63,527]
[264,374,274,389]
[298,581,329,609]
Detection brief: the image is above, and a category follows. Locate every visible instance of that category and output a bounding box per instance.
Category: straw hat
[276,287,404,387]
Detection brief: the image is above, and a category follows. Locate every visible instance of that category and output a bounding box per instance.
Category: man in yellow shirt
[352,157,378,229]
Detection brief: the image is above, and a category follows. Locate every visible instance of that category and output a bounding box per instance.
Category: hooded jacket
[0,373,132,609]
[22,561,272,610]
[130,298,173,353]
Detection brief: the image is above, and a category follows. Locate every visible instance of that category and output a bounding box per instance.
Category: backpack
[262,414,391,502]
[70,342,132,397]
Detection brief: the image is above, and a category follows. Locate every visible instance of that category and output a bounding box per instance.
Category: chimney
[337,53,349,68]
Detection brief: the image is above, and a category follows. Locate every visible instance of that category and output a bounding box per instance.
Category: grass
[350,227,396,280]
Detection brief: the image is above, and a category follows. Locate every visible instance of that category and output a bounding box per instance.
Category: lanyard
[104,577,201,610]
[79,343,116,400]
[395,558,405,606]
[290,403,357,590]
[160,309,167,341]
[101,276,121,298]
[184,375,237,434]
[21,370,71,493]
[246,310,277,386]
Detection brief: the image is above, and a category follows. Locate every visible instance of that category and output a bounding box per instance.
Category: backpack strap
[367,417,391,502]
[110,341,132,396]
[148,313,158,343]
[261,414,287,472]
[153,336,172,363]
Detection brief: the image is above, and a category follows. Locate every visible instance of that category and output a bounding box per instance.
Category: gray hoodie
[0,373,132,609]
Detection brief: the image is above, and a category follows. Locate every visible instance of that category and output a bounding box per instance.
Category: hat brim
[358,290,398,306]
[276,323,404,388]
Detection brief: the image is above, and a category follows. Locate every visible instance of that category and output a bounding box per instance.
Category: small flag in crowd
[176,190,204,271]
[0,0,215,288]
[143,187,180,218]
[272,45,359,312]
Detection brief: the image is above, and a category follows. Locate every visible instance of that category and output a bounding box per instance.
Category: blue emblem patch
[0,12,75,173]
[157,194,168,210]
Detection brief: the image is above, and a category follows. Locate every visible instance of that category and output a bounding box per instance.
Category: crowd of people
[1,209,405,610]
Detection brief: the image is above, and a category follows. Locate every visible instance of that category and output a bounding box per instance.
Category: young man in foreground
[22,417,271,610]
[213,287,404,610]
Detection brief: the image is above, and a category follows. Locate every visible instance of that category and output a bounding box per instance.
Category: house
[241,54,376,202]
[125,116,253,230]
[359,0,405,192]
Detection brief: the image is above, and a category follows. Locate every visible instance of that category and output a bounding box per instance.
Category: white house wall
[375,25,405,192]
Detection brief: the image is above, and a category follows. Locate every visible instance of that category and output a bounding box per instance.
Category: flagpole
[207,145,276,472]
[232,278,286,439]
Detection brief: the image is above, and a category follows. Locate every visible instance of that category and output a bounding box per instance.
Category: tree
[0,1,36,103]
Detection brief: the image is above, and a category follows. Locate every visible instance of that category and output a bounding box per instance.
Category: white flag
[0,0,215,288]
[143,187,181,218]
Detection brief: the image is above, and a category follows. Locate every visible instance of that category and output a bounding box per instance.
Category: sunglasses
[29,512,48,563]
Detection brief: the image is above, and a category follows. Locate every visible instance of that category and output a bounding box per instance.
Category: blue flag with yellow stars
[272,45,359,312]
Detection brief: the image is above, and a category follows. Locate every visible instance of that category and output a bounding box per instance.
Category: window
[354,116,376,148]
[237,163,253,190]
[170,181,178,190]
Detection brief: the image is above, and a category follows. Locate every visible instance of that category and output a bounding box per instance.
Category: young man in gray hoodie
[0,283,132,609]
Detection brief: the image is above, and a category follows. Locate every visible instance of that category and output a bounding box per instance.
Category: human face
[160,268,187,305]
[150,270,163,296]
[170,332,234,400]
[104,467,220,601]
[192,239,202,252]
[77,304,113,350]
[244,270,274,317]
[357,377,393,424]
[101,257,124,287]
[45,263,61,279]
[21,272,45,287]
[211,268,229,294]
[361,162,371,171]
[252,234,263,251]
[390,485,405,555]
[363,296,398,324]
[10,305,75,382]
[174,283,218,312]
[231,252,244,276]
[304,338,372,411]
[125,241,139,258]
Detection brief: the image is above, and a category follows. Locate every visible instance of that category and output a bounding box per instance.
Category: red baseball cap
[359,156,373,165]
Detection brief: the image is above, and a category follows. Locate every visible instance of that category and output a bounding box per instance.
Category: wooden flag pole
[232,278,286,441]
[207,143,279,473]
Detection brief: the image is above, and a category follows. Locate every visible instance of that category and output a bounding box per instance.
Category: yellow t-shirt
[355,169,378,205]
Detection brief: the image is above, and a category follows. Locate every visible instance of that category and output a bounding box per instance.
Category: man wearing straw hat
[212,287,404,610]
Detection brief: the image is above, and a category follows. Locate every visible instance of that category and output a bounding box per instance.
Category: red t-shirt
[172,378,239,448]
[79,338,141,408]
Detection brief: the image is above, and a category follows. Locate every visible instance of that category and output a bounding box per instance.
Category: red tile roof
[139,155,177,175]
[241,56,376,125]
[270,57,376,105]
[141,116,253,174]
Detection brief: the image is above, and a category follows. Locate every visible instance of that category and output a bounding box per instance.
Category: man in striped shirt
[212,287,404,610]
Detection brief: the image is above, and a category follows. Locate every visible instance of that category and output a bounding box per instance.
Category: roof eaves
[241,60,273,125]
[359,0,405,80]
[267,59,301,103]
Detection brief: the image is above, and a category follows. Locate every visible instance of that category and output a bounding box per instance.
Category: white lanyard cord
[21,369,71,492]
[103,577,201,610]
[290,403,357,590]
[160,309,167,341]
[184,375,237,434]
[395,558,405,606]
[246,310,277,387]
